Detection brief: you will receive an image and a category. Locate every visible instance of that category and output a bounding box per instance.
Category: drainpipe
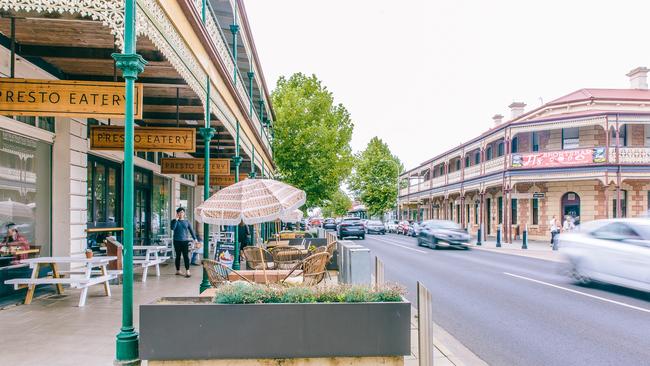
[112,0,147,362]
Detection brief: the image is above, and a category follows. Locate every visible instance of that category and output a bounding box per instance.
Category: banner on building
[511,147,606,169]
[197,174,248,186]
[160,158,230,175]
[0,78,143,118]
[90,126,196,152]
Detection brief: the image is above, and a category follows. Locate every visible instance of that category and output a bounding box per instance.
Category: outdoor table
[4,256,117,307]
[133,245,168,282]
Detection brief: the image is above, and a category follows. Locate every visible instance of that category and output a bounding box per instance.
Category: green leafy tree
[271,73,354,208]
[321,189,353,218]
[348,137,403,218]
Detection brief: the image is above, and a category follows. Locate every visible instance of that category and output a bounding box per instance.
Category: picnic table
[4,256,117,307]
[133,245,167,282]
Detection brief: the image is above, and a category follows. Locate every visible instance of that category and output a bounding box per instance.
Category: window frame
[531,198,539,225]
[562,127,580,150]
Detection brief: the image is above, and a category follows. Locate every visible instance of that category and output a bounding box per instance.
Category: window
[179,184,194,223]
[645,125,650,147]
[511,199,518,225]
[152,175,172,238]
[455,160,461,171]
[610,125,627,147]
[486,146,493,160]
[498,196,503,224]
[532,132,540,152]
[592,223,641,241]
[439,165,444,176]
[474,152,480,165]
[511,137,518,153]
[15,116,55,133]
[87,157,120,226]
[474,202,478,224]
[497,142,504,157]
[612,190,627,218]
[562,127,579,149]
[466,204,470,226]
[465,156,470,168]
[531,199,539,225]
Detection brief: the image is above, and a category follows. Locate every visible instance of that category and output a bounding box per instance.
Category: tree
[321,189,353,218]
[348,137,403,218]
[271,73,354,208]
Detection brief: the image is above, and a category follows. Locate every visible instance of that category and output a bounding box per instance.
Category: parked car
[396,221,410,235]
[337,217,365,240]
[559,218,650,292]
[309,218,322,228]
[417,220,470,249]
[323,218,337,231]
[385,220,399,233]
[408,222,424,237]
[365,220,386,235]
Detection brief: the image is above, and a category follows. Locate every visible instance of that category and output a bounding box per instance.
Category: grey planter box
[140,297,410,361]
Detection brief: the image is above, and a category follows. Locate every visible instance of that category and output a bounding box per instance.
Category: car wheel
[570,261,591,285]
[360,235,365,240]
[431,237,439,249]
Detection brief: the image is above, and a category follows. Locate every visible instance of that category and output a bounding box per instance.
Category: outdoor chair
[201,259,253,287]
[271,246,304,270]
[242,246,275,270]
[281,252,330,286]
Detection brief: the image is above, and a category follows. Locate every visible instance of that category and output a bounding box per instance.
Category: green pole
[231,121,243,269]
[198,0,215,295]
[113,0,146,363]
[249,146,256,178]
[247,71,254,116]
[230,23,239,85]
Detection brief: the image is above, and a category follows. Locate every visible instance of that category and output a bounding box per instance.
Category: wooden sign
[197,174,248,187]
[90,125,196,152]
[160,158,230,175]
[0,78,143,118]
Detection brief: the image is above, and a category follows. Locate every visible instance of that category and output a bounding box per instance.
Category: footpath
[469,238,564,262]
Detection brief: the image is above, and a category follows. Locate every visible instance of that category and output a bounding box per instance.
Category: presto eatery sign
[160,158,230,175]
[0,78,143,118]
[90,126,196,152]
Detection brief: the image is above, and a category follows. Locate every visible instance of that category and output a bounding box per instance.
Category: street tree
[271,73,354,208]
[321,189,353,218]
[348,137,402,218]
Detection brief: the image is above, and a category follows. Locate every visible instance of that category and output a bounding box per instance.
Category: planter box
[140,297,410,361]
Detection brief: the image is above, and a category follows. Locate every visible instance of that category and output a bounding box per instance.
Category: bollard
[552,231,559,251]
[522,224,528,249]
[374,256,384,288]
[476,223,482,246]
[496,225,502,247]
[417,281,433,366]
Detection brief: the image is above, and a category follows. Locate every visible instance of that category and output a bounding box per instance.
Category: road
[357,233,650,366]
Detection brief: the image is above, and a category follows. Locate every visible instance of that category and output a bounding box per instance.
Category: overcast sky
[245,0,650,170]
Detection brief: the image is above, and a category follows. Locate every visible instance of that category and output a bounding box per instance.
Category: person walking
[170,207,197,277]
[549,215,559,246]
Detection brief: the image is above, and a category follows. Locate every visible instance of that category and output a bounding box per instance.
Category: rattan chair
[201,259,253,287]
[243,246,275,270]
[271,246,304,270]
[281,252,330,286]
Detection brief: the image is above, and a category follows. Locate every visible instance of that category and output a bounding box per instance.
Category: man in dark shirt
[170,207,197,277]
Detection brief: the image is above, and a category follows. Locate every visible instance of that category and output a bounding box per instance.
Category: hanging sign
[0,78,143,118]
[197,174,248,187]
[90,126,196,152]
[160,158,230,175]
[511,148,606,169]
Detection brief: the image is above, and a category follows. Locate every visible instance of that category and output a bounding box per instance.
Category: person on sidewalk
[549,215,559,246]
[170,207,198,278]
[562,215,575,232]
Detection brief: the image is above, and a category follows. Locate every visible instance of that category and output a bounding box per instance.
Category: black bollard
[476,224,482,246]
[522,224,528,250]
[496,225,501,247]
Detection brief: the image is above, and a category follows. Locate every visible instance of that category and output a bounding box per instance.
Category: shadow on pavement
[577,282,650,303]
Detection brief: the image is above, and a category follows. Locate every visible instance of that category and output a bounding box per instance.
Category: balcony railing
[464,164,481,179]
[484,156,505,174]
[613,147,650,164]
[447,170,461,184]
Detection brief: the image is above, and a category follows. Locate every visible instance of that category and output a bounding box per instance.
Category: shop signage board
[197,174,248,186]
[532,192,546,199]
[216,242,235,268]
[511,148,606,169]
[160,158,230,175]
[0,78,143,118]
[90,126,196,152]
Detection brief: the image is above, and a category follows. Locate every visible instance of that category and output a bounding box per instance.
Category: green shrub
[279,287,317,303]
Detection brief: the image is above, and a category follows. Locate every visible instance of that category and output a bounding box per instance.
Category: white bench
[133,245,167,282]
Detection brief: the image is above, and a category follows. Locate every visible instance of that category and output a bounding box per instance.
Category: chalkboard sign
[216,242,235,268]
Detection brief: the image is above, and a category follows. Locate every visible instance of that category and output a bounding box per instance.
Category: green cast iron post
[231,121,243,269]
[113,0,146,363]
[249,146,256,178]
[230,23,239,85]
[247,71,254,116]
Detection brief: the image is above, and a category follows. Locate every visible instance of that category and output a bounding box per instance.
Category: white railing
[430,176,445,189]
[447,170,461,184]
[464,164,481,179]
[484,156,505,174]
[0,167,36,183]
[615,147,650,164]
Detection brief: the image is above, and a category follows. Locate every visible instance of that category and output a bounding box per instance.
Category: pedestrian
[1,223,30,264]
[170,207,198,277]
[549,215,559,246]
[562,215,575,232]
[238,222,250,250]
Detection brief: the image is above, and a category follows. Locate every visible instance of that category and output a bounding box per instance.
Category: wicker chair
[201,259,253,287]
[281,252,330,286]
[270,246,304,270]
[243,246,275,270]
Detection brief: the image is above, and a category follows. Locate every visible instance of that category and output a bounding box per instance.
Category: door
[134,186,151,245]
[562,192,581,224]
[486,198,492,235]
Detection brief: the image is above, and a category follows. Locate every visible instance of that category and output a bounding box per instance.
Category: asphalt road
[357,233,650,366]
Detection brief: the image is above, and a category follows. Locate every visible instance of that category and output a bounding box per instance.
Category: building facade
[0,0,275,299]
[398,67,650,242]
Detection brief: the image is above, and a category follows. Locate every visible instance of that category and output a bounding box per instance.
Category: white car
[385,220,399,233]
[559,218,650,292]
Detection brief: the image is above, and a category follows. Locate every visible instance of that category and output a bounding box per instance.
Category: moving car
[309,218,322,228]
[385,220,399,233]
[323,218,337,231]
[397,221,410,235]
[337,217,365,240]
[559,218,650,292]
[417,220,470,249]
[408,222,423,237]
[365,220,386,235]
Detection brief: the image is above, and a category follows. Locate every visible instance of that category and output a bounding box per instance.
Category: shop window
[562,127,579,149]
[531,198,539,225]
[532,132,540,152]
[497,196,503,224]
[511,199,518,225]
[474,152,480,165]
[152,175,172,239]
[486,146,493,160]
[497,142,504,157]
[15,116,55,133]
[610,125,627,147]
[87,156,120,227]
[511,137,518,153]
[612,190,627,218]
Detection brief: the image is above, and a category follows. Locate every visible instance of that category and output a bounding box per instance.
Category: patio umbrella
[280,209,303,223]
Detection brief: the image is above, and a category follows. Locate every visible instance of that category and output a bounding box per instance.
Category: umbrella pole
[258,231,268,285]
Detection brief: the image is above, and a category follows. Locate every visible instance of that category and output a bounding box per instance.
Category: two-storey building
[399,67,650,242]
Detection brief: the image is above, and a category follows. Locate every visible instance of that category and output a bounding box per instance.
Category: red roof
[546,88,650,106]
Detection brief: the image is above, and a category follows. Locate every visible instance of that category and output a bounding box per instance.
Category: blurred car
[559,218,650,292]
[365,220,386,235]
[408,222,424,237]
[337,217,365,240]
[417,220,470,249]
[385,220,399,233]
[323,218,337,231]
[397,221,410,235]
[309,218,322,227]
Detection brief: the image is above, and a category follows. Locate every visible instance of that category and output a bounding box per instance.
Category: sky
[244,0,650,170]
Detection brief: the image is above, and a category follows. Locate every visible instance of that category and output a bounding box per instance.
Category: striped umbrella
[280,209,304,223]
[195,179,306,226]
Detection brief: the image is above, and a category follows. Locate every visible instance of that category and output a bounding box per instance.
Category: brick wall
[628,124,646,147]
[580,125,606,148]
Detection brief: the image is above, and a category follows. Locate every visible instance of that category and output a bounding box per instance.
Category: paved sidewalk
[469,238,564,262]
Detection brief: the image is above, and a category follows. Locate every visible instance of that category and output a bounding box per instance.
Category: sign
[197,174,248,186]
[511,148,606,169]
[0,78,143,118]
[90,126,196,152]
[431,204,440,209]
[532,192,546,199]
[216,242,235,268]
[160,158,230,175]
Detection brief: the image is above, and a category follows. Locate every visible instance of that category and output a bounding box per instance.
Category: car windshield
[426,220,460,229]
[343,218,360,223]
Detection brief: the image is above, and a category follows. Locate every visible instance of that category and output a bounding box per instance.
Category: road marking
[503,272,650,314]
[367,236,428,254]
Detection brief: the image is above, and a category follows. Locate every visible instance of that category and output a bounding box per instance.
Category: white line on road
[366,236,428,254]
[503,272,650,314]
